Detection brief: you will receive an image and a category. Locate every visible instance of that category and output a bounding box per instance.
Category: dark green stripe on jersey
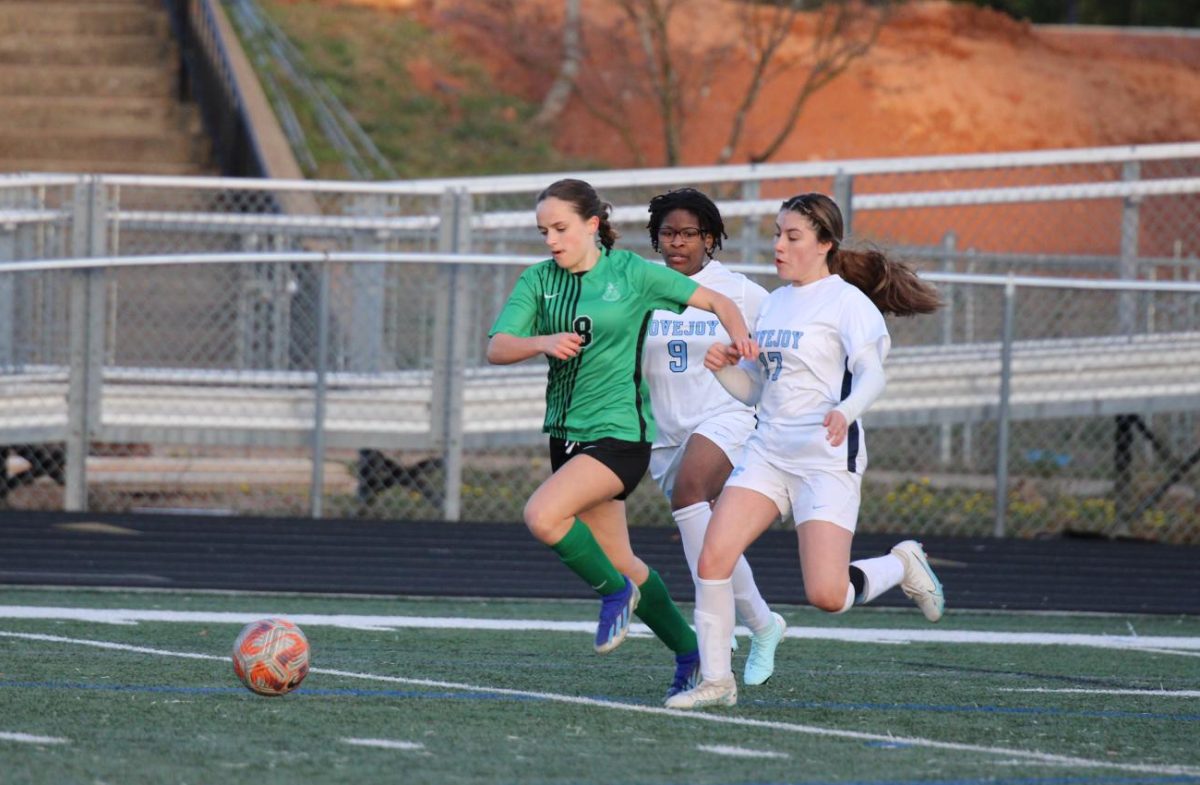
[631,311,653,442]
[545,267,582,438]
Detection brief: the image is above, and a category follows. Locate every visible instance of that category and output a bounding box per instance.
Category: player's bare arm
[687,286,759,360]
[487,332,583,364]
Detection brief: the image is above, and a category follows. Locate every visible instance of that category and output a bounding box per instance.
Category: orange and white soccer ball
[231,617,310,696]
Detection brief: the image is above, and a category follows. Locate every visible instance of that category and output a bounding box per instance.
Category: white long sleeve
[832,348,886,423]
[713,360,763,405]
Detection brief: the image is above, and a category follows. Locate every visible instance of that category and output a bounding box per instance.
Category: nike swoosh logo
[543,293,559,299]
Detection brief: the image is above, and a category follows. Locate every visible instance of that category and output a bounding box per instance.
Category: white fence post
[349,194,386,373]
[992,275,1017,538]
[1119,160,1141,334]
[0,220,14,368]
[939,231,957,467]
[739,178,760,264]
[833,171,854,235]
[432,188,471,521]
[65,178,107,512]
[309,258,332,518]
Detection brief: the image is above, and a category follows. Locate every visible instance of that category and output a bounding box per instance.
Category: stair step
[0,34,174,66]
[0,96,199,134]
[0,66,175,98]
[0,158,215,177]
[0,131,207,164]
[0,1,224,177]
[0,4,168,37]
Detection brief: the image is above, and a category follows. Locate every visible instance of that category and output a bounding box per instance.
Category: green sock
[633,569,698,655]
[550,519,625,596]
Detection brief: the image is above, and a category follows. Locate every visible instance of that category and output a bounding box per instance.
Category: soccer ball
[231,617,310,696]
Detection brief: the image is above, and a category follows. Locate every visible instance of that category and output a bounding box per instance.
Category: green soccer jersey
[489,248,700,443]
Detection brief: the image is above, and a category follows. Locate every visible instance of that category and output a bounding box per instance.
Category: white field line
[0,732,68,744]
[1001,687,1200,698]
[1,629,1198,778]
[1140,647,1200,658]
[1,606,1198,652]
[696,744,789,759]
[341,738,425,751]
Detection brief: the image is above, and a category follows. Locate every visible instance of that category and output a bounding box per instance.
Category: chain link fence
[2,144,1199,542]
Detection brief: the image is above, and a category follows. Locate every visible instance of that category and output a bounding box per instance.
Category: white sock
[674,502,772,633]
[832,583,855,614]
[694,576,735,682]
[731,558,773,633]
[671,502,709,580]
[850,553,905,604]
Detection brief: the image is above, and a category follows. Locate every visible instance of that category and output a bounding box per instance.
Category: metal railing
[2,250,1198,541]
[164,0,266,177]
[2,141,1199,540]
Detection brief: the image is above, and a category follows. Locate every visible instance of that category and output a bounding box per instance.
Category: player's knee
[523,500,565,544]
[806,583,853,614]
[696,549,734,582]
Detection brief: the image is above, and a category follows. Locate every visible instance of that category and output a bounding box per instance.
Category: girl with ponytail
[666,193,946,711]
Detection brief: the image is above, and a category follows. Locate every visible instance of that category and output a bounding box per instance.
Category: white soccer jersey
[743,274,890,473]
[643,260,770,449]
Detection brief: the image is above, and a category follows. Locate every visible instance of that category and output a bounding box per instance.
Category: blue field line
[0,680,542,701]
[743,697,1200,722]
[3,679,1200,723]
[684,776,1200,785]
[0,680,246,696]
[895,659,1173,690]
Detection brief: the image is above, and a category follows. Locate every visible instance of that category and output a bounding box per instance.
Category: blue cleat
[664,650,701,702]
[594,577,640,654]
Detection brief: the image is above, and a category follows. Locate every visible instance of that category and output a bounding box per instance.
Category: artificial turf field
[1,587,1198,785]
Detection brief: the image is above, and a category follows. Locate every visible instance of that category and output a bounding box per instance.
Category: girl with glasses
[642,188,786,689]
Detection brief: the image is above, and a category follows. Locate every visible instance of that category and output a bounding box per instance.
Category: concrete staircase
[0,0,214,176]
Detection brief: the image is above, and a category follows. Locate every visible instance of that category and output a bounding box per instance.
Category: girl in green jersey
[487,178,757,703]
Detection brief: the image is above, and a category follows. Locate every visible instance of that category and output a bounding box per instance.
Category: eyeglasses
[657,227,703,242]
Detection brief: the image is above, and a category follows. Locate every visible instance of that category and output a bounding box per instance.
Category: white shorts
[649,410,756,502]
[724,442,862,533]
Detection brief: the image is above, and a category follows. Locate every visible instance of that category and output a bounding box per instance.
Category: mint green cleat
[743,612,786,686]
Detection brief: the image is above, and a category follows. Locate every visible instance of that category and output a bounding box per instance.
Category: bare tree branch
[531,0,582,127]
[447,0,895,167]
[568,82,649,168]
[747,0,893,164]
[614,0,685,164]
[717,1,802,164]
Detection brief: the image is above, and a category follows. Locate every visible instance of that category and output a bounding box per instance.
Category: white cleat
[890,540,945,622]
[663,675,738,710]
